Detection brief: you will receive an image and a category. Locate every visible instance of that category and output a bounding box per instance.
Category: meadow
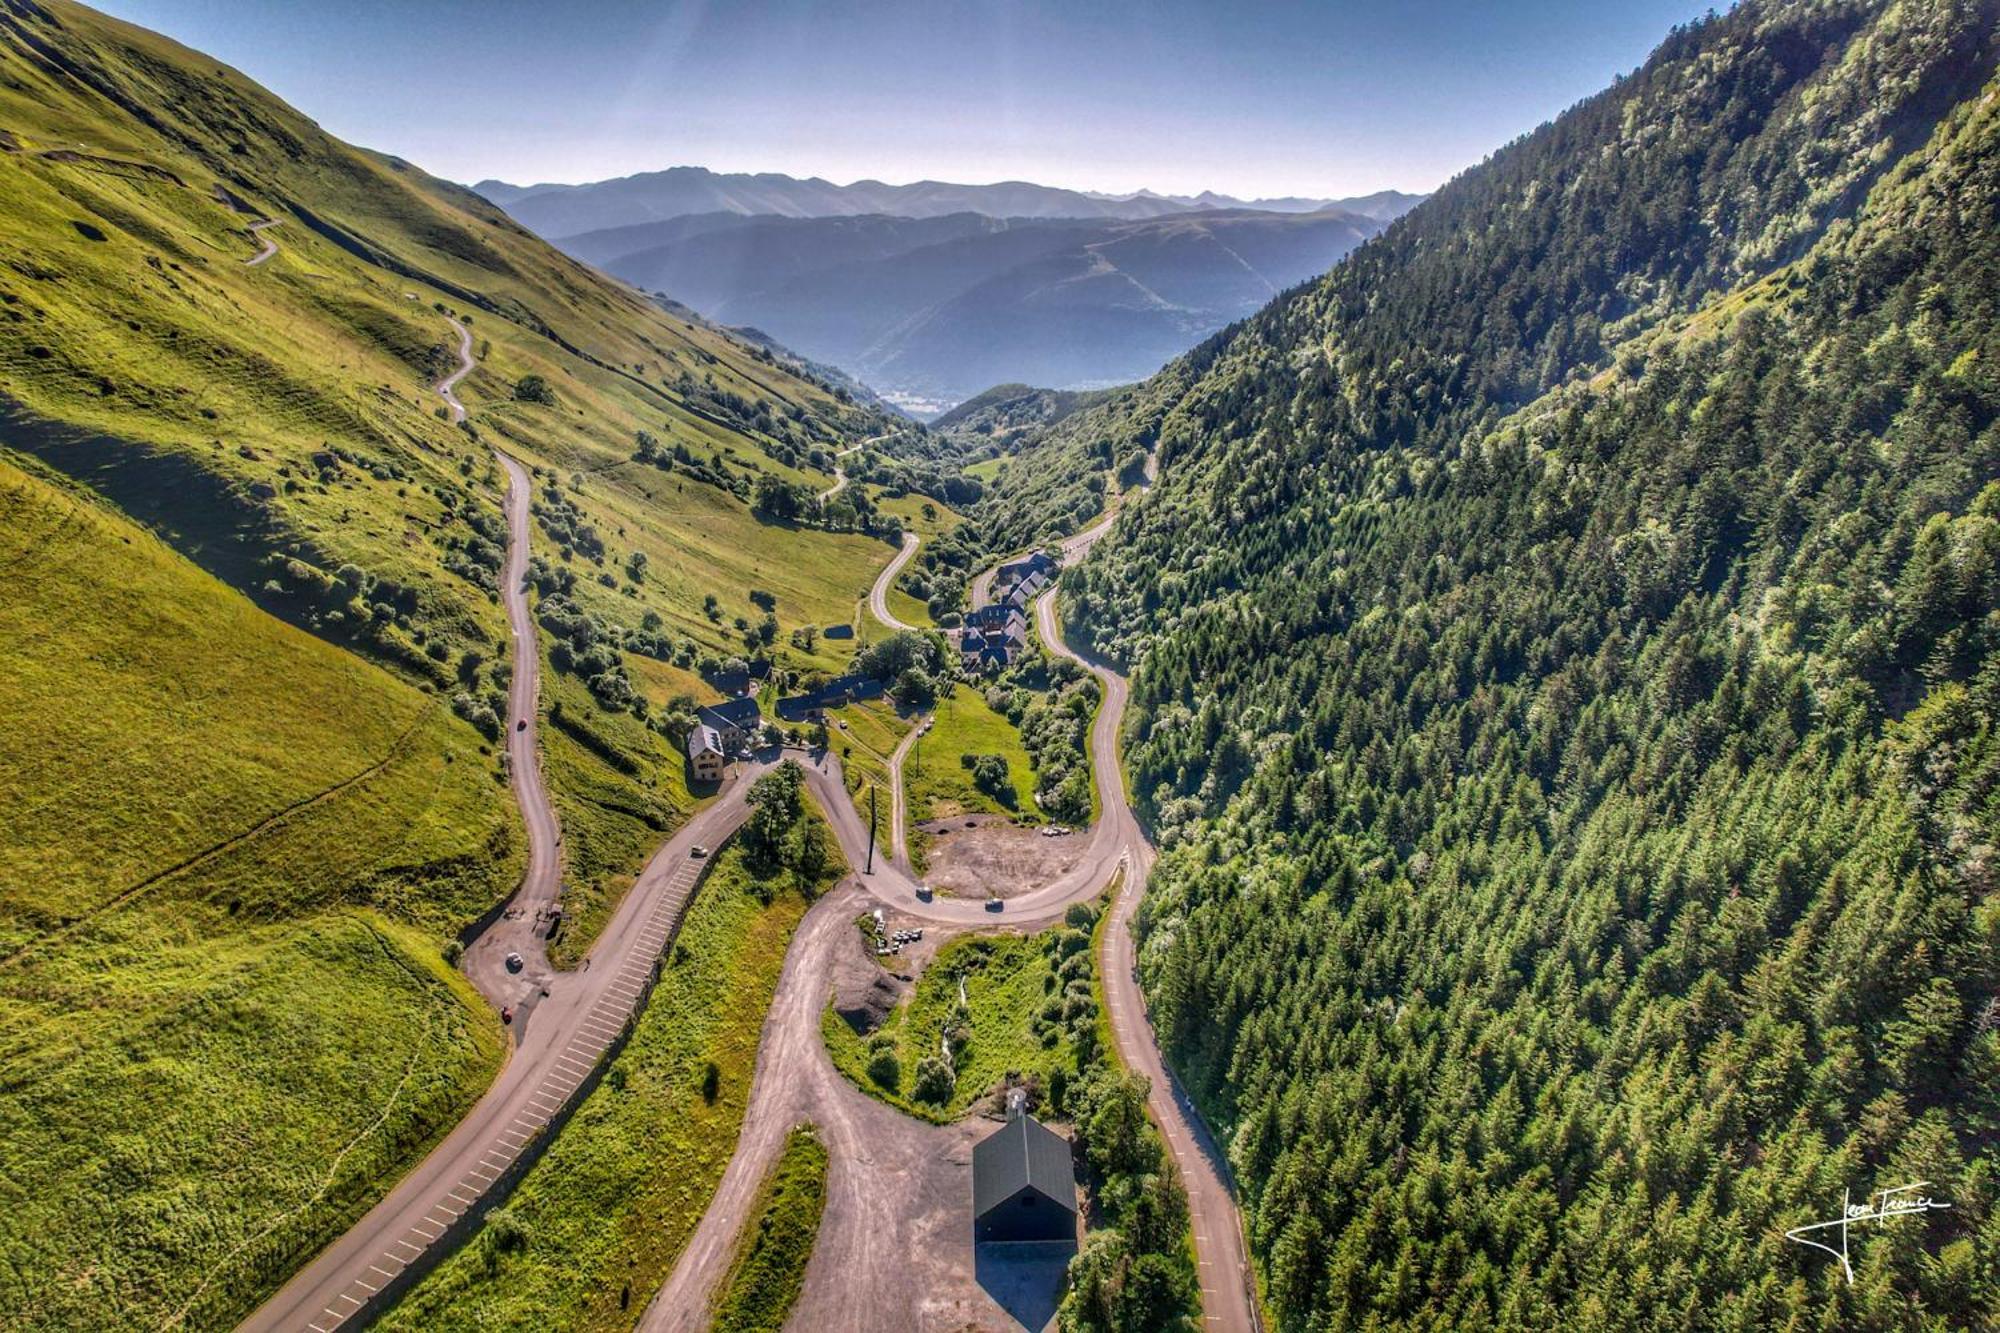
[0,456,516,1331]
[903,682,1042,824]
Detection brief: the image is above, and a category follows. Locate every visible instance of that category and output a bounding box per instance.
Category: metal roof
[698,696,761,731]
[972,1114,1077,1218]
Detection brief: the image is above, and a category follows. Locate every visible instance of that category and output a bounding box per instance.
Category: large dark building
[972,1114,1078,1244]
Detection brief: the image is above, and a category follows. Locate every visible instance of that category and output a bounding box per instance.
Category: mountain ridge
[556,205,1400,406]
[471,163,1422,236]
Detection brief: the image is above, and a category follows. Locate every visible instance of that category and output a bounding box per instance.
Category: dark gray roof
[972,1115,1077,1217]
[698,696,761,731]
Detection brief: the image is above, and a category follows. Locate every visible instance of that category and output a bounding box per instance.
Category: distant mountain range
[477,172,1421,408]
[471,165,1422,236]
[560,206,1400,408]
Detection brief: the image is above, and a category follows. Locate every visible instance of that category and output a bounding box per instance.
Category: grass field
[709,1126,829,1333]
[0,455,516,1331]
[823,926,1078,1123]
[379,822,834,1330]
[825,696,916,840]
[904,683,1043,824]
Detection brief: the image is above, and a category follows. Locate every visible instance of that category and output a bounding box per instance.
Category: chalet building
[685,724,726,782]
[956,605,1028,672]
[696,696,762,752]
[972,1113,1079,1244]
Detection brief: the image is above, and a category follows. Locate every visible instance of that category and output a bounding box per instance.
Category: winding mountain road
[246,397,1255,1329]
[243,217,279,266]
[651,455,1261,1332]
[240,319,764,1332]
[869,529,922,631]
[821,441,862,503]
[1035,590,1260,1333]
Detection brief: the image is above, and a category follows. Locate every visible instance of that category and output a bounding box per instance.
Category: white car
[690,845,709,859]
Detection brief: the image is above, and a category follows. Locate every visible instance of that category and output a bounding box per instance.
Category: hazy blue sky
[99,1,1713,197]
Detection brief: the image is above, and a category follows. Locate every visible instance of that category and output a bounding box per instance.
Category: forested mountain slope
[1037,1,2000,1326]
[0,2,914,1327]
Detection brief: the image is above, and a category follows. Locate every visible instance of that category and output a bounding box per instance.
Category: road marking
[390,1240,421,1260]
[369,1262,398,1281]
[331,1292,360,1311]
[353,1276,378,1295]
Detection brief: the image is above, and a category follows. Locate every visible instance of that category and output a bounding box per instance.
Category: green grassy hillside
[0,2,933,1327]
[0,455,514,1330]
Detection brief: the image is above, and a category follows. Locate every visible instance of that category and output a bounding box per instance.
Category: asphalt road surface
[821,441,862,502]
[241,319,764,1331]
[243,217,279,266]
[869,530,922,631]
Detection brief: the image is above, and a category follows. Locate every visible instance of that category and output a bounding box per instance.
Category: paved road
[243,217,279,266]
[869,531,922,632]
[240,319,762,1332]
[821,441,862,503]
[240,769,773,1333]
[435,316,474,422]
[460,449,567,1009]
[651,453,1261,1331]
[1036,595,1260,1333]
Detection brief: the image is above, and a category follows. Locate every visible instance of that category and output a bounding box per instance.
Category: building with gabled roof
[685,724,726,782]
[697,696,762,751]
[972,1113,1078,1243]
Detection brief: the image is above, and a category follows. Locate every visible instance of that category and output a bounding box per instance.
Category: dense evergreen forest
[1024,0,2000,1326]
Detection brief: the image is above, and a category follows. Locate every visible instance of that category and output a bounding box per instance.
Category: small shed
[972,1114,1078,1243]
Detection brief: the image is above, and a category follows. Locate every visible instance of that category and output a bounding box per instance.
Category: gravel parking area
[919,819,1089,899]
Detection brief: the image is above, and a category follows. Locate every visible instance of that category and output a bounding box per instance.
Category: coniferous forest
[997,0,2000,1325]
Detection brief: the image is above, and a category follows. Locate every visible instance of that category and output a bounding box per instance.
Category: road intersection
[243,367,1257,1330]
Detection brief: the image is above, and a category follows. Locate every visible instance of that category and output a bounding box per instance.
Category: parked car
[691,845,709,859]
[505,951,523,972]
[501,1005,514,1024]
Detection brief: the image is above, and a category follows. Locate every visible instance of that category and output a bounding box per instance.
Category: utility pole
[866,782,877,874]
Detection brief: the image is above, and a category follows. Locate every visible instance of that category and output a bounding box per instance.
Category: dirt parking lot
[919,817,1088,899]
